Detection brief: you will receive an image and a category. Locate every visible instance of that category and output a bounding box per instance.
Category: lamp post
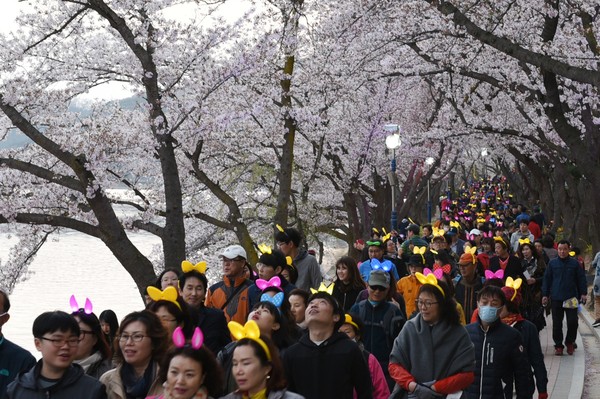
[384,124,401,232]
[425,157,434,223]
[481,148,489,180]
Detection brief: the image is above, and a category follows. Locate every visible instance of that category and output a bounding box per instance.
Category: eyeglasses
[222,257,244,264]
[0,312,7,318]
[276,242,288,247]
[39,336,81,347]
[369,285,387,292]
[79,330,95,338]
[118,333,147,343]
[416,300,439,309]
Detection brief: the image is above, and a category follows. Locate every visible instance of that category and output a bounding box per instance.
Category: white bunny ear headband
[172,326,204,350]
[70,295,93,314]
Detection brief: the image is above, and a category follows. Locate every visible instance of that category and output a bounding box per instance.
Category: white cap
[469,229,482,236]
[220,245,247,260]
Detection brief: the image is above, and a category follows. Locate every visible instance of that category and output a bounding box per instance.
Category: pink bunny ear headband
[172,326,204,350]
[256,276,283,292]
[70,295,93,314]
[484,269,504,280]
[423,268,444,280]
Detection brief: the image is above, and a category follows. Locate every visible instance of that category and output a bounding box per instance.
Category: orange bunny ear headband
[415,272,445,297]
[228,320,271,361]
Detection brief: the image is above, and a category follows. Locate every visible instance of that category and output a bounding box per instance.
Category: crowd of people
[0,177,593,399]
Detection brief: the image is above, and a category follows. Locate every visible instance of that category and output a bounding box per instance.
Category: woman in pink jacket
[339,313,390,399]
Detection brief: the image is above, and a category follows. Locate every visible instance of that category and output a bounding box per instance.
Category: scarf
[74,351,103,372]
[121,361,155,399]
[501,313,524,327]
[242,388,267,399]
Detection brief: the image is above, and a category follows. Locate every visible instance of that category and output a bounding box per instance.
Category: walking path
[542,312,585,398]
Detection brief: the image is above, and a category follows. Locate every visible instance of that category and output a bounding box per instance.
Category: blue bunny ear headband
[371,258,393,272]
[260,292,284,308]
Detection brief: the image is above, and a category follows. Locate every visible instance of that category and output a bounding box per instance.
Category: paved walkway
[541,311,585,398]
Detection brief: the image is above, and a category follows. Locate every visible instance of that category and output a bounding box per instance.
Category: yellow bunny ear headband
[146,286,182,310]
[415,272,445,297]
[310,282,334,295]
[344,314,359,332]
[181,260,207,274]
[228,320,271,361]
[257,243,272,255]
[413,246,427,264]
[504,277,523,302]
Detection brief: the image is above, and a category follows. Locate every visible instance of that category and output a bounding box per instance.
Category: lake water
[2,230,160,358]
[2,229,344,358]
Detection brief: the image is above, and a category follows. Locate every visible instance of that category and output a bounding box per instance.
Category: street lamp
[384,124,401,232]
[481,148,489,180]
[425,157,434,223]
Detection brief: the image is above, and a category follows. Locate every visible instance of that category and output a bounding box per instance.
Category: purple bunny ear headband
[172,326,204,350]
[70,295,93,314]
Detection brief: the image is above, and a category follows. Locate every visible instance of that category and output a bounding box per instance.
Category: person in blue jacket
[542,239,587,356]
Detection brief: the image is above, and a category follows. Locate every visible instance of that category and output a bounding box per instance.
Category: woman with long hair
[100,310,169,399]
[71,301,114,379]
[219,322,303,399]
[331,256,365,312]
[517,241,547,331]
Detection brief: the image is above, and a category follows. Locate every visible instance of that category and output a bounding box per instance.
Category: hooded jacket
[5,361,106,399]
[282,331,372,399]
[293,250,322,292]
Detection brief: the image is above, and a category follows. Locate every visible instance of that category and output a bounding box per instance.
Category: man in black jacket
[465,286,534,399]
[0,289,36,398]
[5,311,106,399]
[283,292,373,399]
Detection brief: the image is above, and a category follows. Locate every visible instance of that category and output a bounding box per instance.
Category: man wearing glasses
[0,288,35,398]
[205,245,254,324]
[5,310,106,398]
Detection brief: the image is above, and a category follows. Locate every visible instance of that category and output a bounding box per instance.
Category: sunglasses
[369,285,387,291]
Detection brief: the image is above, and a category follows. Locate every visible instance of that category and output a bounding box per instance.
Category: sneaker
[555,347,563,356]
[593,319,600,328]
[567,343,575,355]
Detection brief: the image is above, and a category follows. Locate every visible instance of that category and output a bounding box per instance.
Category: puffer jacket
[465,319,534,399]
[5,361,106,399]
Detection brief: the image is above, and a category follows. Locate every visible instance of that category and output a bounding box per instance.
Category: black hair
[155,268,181,289]
[33,311,80,338]
[334,256,366,291]
[343,312,366,339]
[179,270,208,292]
[307,292,345,330]
[275,227,302,247]
[147,299,194,338]
[407,224,420,235]
[113,310,168,365]
[72,309,111,360]
[234,336,287,394]
[157,345,223,397]
[557,239,571,247]
[288,288,309,307]
[418,280,460,326]
[258,249,287,272]
[250,301,295,350]
[99,309,119,346]
[477,285,506,306]
[282,262,298,284]
[0,288,9,313]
